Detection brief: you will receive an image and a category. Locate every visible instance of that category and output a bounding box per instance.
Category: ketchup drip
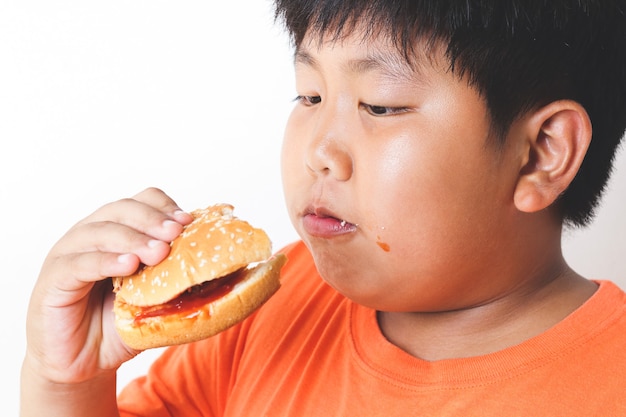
[133,268,246,324]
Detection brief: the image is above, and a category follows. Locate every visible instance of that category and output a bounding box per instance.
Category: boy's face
[281,31,525,313]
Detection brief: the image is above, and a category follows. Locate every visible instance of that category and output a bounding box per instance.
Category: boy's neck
[377,268,597,362]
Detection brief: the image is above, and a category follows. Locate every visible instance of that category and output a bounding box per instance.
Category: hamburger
[112,203,286,350]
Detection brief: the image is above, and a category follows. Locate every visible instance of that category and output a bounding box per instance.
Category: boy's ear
[513,100,591,213]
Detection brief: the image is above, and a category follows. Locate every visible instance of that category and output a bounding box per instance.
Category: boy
[20,0,626,416]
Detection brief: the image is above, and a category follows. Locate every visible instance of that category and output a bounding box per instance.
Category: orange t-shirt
[118,241,626,416]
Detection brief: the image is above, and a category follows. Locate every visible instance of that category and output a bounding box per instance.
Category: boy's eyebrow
[294,47,420,82]
[294,49,318,68]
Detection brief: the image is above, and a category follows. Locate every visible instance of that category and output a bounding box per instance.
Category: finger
[130,187,191,220]
[42,251,141,297]
[54,220,176,267]
[129,187,194,228]
[76,197,190,244]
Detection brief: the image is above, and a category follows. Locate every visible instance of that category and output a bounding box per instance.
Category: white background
[1,2,624,415]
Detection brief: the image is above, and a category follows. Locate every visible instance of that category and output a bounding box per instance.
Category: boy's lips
[301,208,357,238]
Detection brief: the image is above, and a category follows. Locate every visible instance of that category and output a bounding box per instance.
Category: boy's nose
[304,106,354,181]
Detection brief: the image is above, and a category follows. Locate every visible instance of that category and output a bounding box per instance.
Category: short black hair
[274,0,626,228]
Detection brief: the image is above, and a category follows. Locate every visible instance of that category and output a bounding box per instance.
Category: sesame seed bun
[112,204,286,350]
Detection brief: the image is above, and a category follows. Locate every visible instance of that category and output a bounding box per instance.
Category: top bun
[113,204,272,307]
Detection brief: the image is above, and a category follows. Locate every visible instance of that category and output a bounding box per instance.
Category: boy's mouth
[301,208,357,238]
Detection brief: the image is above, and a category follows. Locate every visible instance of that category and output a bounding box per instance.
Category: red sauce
[132,269,246,324]
[376,236,390,252]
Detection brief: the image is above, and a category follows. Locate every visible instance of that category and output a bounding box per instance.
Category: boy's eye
[294,96,409,116]
[294,95,321,106]
[368,105,388,115]
[363,104,409,116]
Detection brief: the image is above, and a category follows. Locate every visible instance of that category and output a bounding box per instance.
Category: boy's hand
[23,187,193,385]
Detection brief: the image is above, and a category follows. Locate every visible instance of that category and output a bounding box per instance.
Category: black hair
[274,0,626,228]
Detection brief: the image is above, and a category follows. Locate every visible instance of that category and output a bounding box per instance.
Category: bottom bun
[114,254,286,350]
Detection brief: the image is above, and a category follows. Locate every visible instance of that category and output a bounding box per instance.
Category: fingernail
[148,239,163,248]
[172,210,192,222]
[117,253,134,264]
[162,219,179,229]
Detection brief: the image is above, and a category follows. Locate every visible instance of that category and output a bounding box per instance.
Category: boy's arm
[19,187,193,417]
[20,359,119,417]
